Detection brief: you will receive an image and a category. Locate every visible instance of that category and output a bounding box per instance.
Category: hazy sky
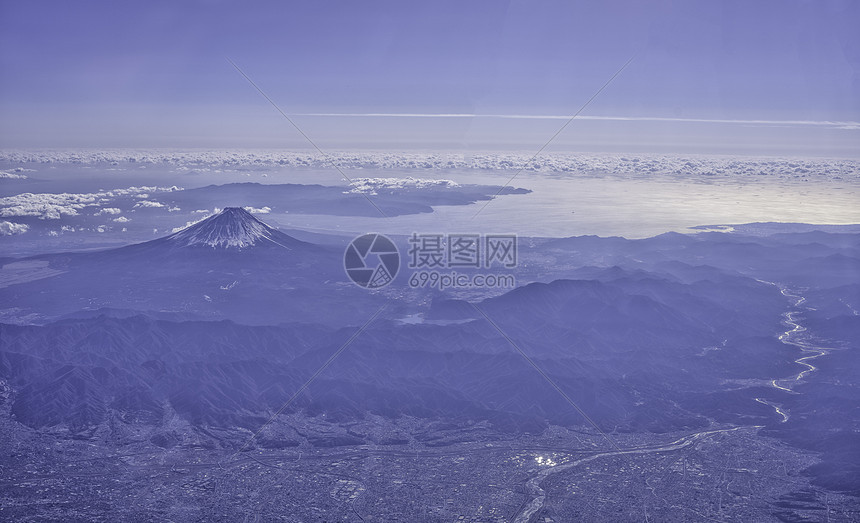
[1,0,858,154]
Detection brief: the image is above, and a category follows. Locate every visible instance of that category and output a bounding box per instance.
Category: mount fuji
[161,207,310,250]
[0,208,383,326]
[112,207,317,259]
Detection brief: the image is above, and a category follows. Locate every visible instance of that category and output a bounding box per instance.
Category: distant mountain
[111,207,316,259]
[0,209,383,326]
[160,207,311,250]
[157,182,531,218]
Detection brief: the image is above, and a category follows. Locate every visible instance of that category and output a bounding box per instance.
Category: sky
[0,0,858,155]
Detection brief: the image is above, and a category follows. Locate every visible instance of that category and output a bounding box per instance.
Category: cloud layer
[0,150,857,183]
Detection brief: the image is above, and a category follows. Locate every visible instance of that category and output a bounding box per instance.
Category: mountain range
[0,214,858,493]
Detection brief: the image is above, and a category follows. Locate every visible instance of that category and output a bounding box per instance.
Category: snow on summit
[165,207,282,249]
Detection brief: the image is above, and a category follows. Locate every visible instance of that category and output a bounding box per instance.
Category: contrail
[293,113,860,129]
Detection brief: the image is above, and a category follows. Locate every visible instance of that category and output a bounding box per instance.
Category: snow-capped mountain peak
[165,207,280,249]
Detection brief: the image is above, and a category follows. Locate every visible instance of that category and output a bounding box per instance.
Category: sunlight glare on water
[278,170,860,238]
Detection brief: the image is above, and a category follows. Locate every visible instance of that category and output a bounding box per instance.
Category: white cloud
[0,169,27,179]
[112,216,130,223]
[347,177,460,195]
[134,200,165,208]
[244,206,271,214]
[0,193,90,219]
[0,186,182,220]
[0,221,29,235]
[171,215,209,233]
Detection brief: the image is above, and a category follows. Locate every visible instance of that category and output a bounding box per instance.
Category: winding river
[755,286,833,422]
[513,283,833,521]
